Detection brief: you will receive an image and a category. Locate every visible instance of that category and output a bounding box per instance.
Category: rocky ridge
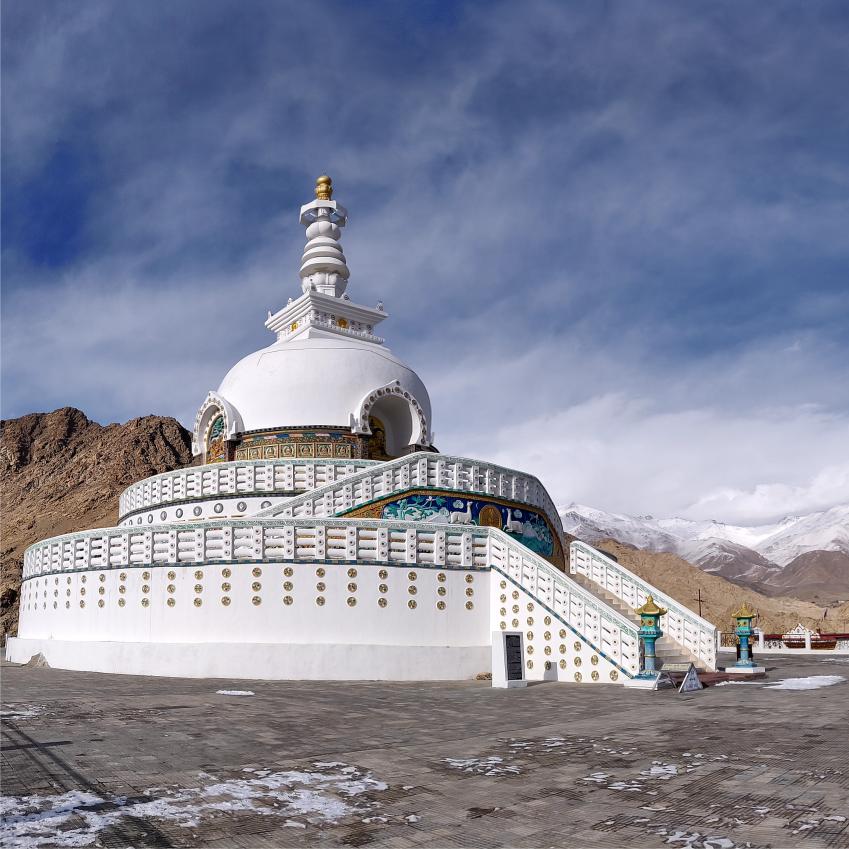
[1,408,192,637]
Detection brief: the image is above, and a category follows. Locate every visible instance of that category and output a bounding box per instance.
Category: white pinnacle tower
[299,175,350,297]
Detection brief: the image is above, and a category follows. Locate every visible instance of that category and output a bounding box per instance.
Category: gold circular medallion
[465,601,474,610]
[252,567,262,578]
[251,582,261,592]
[378,598,387,608]
[283,595,293,605]
[347,568,357,578]
[222,568,231,578]
[347,597,356,607]
[222,596,231,606]
[194,570,203,580]
[316,596,325,606]
[437,601,446,610]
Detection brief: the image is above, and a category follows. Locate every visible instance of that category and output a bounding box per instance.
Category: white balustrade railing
[570,540,716,671]
[490,530,640,676]
[257,452,563,537]
[23,518,491,576]
[118,459,378,518]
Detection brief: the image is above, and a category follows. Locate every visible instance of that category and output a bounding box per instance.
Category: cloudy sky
[3,1,848,525]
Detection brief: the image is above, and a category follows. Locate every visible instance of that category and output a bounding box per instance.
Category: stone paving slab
[1,654,848,847]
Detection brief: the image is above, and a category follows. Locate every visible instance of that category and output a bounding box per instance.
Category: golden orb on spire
[315,174,333,200]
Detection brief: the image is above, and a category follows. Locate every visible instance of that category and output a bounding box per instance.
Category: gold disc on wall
[478,505,502,528]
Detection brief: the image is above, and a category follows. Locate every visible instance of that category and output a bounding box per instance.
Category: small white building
[7,176,716,684]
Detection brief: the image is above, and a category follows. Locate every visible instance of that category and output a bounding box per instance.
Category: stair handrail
[570,539,717,669]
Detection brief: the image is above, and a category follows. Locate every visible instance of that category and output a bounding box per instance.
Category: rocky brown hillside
[1,408,192,638]
[591,538,843,634]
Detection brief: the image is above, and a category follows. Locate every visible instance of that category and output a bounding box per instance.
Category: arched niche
[354,381,429,457]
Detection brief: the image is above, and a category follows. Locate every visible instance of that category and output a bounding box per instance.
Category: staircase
[569,570,705,670]
[569,540,717,672]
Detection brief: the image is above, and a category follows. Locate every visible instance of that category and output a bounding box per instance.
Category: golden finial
[635,594,667,617]
[732,601,756,619]
[315,174,333,200]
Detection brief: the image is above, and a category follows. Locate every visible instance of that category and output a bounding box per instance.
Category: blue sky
[3,1,848,523]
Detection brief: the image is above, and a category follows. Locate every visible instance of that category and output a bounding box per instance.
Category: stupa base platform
[4,637,490,682]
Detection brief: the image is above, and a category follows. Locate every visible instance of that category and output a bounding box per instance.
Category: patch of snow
[0,704,45,719]
[0,762,387,848]
[443,756,521,776]
[765,675,846,690]
[216,690,255,696]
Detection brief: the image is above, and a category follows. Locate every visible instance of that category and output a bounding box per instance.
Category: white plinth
[724,665,766,675]
[5,637,490,681]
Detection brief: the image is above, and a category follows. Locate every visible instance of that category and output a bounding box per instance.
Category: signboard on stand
[677,663,704,694]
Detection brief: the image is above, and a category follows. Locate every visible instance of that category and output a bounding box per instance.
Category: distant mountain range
[559,503,849,602]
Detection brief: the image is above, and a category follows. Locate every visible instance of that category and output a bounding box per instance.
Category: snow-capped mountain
[559,503,849,588]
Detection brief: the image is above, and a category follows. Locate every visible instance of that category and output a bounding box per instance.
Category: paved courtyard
[2,654,848,848]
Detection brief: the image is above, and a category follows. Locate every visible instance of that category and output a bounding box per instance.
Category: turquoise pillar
[635,595,667,676]
[732,603,757,669]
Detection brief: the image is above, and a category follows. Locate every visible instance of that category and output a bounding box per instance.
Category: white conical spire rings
[299,175,350,298]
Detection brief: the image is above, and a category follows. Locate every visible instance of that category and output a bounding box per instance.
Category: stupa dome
[216,335,432,454]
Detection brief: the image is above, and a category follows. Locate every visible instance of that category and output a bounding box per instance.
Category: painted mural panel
[380,494,555,558]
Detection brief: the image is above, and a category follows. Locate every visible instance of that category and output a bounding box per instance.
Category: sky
[2,1,848,525]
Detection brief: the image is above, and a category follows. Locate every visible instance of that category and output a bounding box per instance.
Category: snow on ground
[764,675,846,690]
[216,690,255,696]
[0,704,45,719]
[0,763,388,848]
[443,756,521,776]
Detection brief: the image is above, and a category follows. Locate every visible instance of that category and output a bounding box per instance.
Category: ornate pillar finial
[315,174,333,200]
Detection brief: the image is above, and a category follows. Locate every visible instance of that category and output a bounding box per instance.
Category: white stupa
[8,177,716,684]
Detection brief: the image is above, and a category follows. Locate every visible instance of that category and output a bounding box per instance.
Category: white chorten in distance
[9,176,716,684]
[193,175,432,465]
